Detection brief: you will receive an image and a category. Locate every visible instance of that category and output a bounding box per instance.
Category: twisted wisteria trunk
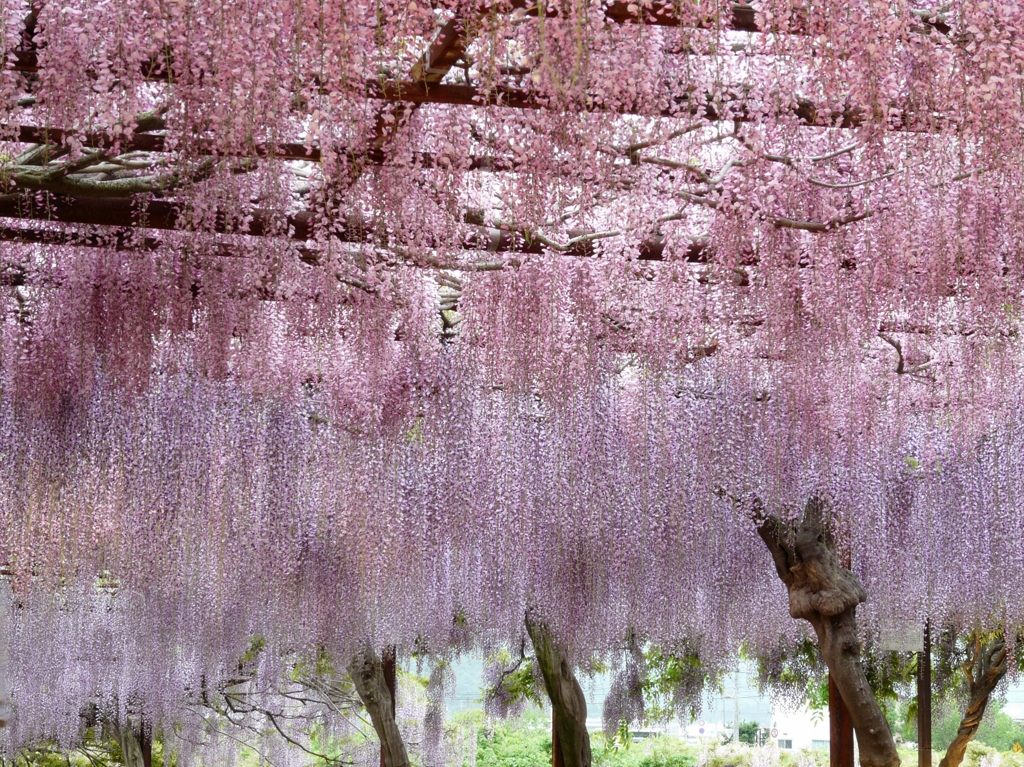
[525,616,592,767]
[938,635,1007,767]
[348,645,410,767]
[110,717,150,767]
[757,498,899,767]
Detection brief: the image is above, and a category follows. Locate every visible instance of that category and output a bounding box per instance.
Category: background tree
[601,639,718,741]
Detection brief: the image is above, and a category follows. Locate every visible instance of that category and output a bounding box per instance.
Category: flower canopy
[0,0,1023,752]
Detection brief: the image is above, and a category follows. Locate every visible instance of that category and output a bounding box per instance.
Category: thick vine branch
[756,498,899,767]
[938,634,1008,767]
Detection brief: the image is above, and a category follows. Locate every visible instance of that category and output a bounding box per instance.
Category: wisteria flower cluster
[0,0,1022,756]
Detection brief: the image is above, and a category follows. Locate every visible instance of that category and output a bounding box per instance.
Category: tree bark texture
[918,624,932,767]
[757,497,899,767]
[109,718,147,767]
[937,634,1007,767]
[349,644,411,767]
[525,616,592,767]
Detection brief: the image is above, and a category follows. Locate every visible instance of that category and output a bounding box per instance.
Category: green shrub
[778,748,828,767]
[476,720,552,767]
[961,740,997,767]
[591,734,697,767]
[689,740,756,767]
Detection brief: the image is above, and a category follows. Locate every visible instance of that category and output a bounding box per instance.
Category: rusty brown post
[830,673,855,767]
[140,725,152,767]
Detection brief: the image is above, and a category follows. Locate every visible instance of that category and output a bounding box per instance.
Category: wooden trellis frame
[0,1,953,255]
[0,4,964,766]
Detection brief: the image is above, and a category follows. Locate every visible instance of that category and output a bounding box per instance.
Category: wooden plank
[369,14,478,151]
[366,79,894,130]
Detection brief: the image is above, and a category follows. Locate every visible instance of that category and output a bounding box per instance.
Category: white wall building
[768,704,831,751]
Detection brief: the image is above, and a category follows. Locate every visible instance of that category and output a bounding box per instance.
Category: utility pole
[733,669,740,744]
[918,622,932,767]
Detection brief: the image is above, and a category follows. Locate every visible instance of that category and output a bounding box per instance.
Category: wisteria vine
[0,0,1022,757]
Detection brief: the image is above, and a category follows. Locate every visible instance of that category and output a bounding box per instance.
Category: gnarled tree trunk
[109,716,149,767]
[349,644,410,767]
[938,634,1007,767]
[757,497,899,767]
[525,616,592,767]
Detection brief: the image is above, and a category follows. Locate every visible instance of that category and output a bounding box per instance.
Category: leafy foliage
[476,712,552,767]
[737,722,760,746]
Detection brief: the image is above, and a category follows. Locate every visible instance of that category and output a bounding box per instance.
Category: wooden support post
[552,708,564,767]
[830,673,855,767]
[918,623,932,767]
[140,724,152,767]
[381,647,397,767]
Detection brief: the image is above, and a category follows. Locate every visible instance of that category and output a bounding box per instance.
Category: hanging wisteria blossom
[0,0,1022,761]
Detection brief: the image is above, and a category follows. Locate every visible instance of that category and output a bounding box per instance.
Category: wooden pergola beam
[0,194,701,262]
[0,193,315,238]
[371,13,479,151]
[4,66,935,133]
[501,0,950,36]
[367,79,922,130]
[5,3,763,84]
[502,0,763,32]
[9,125,538,172]
[6,2,950,82]
[12,125,322,162]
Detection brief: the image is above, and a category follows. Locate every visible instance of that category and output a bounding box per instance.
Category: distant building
[769,704,831,751]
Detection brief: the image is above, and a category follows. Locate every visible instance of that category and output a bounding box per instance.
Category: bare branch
[532,229,622,252]
[806,169,897,189]
[8,156,218,197]
[774,209,874,232]
[879,333,906,374]
[763,142,862,166]
[624,123,705,154]
[756,516,794,586]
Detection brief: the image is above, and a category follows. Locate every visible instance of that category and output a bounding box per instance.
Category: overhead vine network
[0,1,1022,766]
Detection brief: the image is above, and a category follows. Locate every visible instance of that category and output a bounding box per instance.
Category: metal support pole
[830,673,855,767]
[918,623,932,767]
